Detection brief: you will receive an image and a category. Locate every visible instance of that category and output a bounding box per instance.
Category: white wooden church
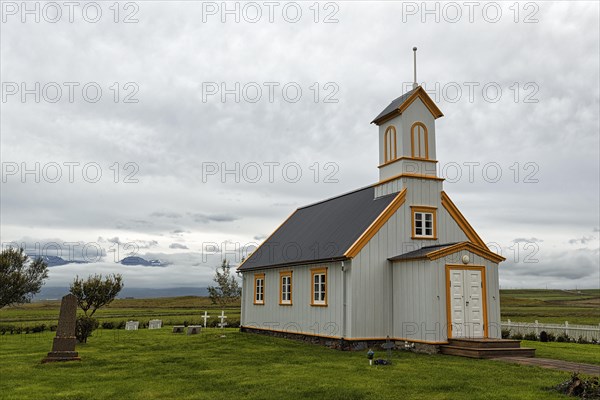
[237,58,505,349]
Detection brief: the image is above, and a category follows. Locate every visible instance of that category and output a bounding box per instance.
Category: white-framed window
[280,271,292,305]
[411,206,437,239]
[254,274,265,305]
[415,212,433,236]
[311,268,327,306]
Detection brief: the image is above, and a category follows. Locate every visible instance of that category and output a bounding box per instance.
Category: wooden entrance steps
[440,338,536,359]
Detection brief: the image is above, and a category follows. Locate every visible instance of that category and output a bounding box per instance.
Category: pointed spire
[412,47,418,89]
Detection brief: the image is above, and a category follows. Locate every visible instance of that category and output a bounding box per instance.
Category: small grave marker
[172,325,185,333]
[42,294,81,363]
[187,325,202,335]
[381,336,394,364]
[201,311,210,328]
[148,320,162,329]
[218,311,228,328]
[125,321,139,330]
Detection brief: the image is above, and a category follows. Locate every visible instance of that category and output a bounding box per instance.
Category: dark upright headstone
[381,336,394,365]
[42,294,81,363]
[540,331,548,342]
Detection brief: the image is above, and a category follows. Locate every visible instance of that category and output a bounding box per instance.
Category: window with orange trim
[254,273,265,305]
[279,271,292,305]
[411,122,429,159]
[311,268,327,306]
[411,206,437,240]
[384,125,397,163]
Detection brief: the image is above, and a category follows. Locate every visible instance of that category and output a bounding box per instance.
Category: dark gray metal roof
[238,186,397,271]
[388,243,458,262]
[371,87,418,124]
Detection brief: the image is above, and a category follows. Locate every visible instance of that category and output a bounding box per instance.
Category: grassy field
[0,328,581,400]
[521,340,600,366]
[0,296,241,328]
[500,289,600,325]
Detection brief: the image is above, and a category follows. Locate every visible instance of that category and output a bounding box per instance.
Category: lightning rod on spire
[413,47,418,89]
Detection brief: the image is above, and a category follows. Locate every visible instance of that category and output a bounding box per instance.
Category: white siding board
[241,262,345,337]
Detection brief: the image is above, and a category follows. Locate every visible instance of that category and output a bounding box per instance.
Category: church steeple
[371,49,444,196]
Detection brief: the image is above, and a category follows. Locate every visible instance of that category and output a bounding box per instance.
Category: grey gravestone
[125,321,139,330]
[187,325,202,335]
[148,319,162,329]
[172,325,185,333]
[42,294,81,363]
[381,336,394,364]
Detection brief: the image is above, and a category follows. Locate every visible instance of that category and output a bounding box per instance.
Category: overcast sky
[1,1,598,290]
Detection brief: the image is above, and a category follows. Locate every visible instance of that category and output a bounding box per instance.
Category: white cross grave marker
[218,310,228,328]
[202,311,210,328]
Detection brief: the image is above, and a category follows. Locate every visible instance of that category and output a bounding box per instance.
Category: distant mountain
[33,286,209,300]
[120,256,164,267]
[27,254,88,267]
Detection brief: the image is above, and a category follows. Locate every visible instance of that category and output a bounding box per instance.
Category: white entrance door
[449,268,486,338]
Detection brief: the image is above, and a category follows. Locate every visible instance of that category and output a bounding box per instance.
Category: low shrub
[523,332,538,341]
[511,333,523,340]
[76,316,99,343]
[577,336,590,345]
[0,325,16,334]
[554,373,600,398]
[546,332,556,342]
[501,329,511,339]
[0,324,50,334]
[101,321,115,329]
[557,333,572,343]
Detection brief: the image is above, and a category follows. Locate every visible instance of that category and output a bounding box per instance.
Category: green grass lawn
[500,289,600,325]
[521,340,600,366]
[0,329,579,400]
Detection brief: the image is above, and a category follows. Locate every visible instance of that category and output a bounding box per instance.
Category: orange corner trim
[429,242,505,263]
[376,173,444,187]
[440,191,489,250]
[373,86,444,126]
[344,188,407,258]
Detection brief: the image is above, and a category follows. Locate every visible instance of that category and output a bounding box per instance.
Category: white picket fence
[501,320,600,342]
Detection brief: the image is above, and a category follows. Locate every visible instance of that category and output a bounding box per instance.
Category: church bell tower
[371,48,444,198]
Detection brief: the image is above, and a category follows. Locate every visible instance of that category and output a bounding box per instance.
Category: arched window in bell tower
[384,125,397,163]
[411,122,429,159]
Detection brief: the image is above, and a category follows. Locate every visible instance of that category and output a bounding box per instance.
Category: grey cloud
[169,243,189,250]
[501,248,600,283]
[568,236,596,245]
[151,211,182,219]
[253,235,267,241]
[188,213,238,224]
[513,237,544,244]
[136,240,159,249]
[97,236,158,249]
